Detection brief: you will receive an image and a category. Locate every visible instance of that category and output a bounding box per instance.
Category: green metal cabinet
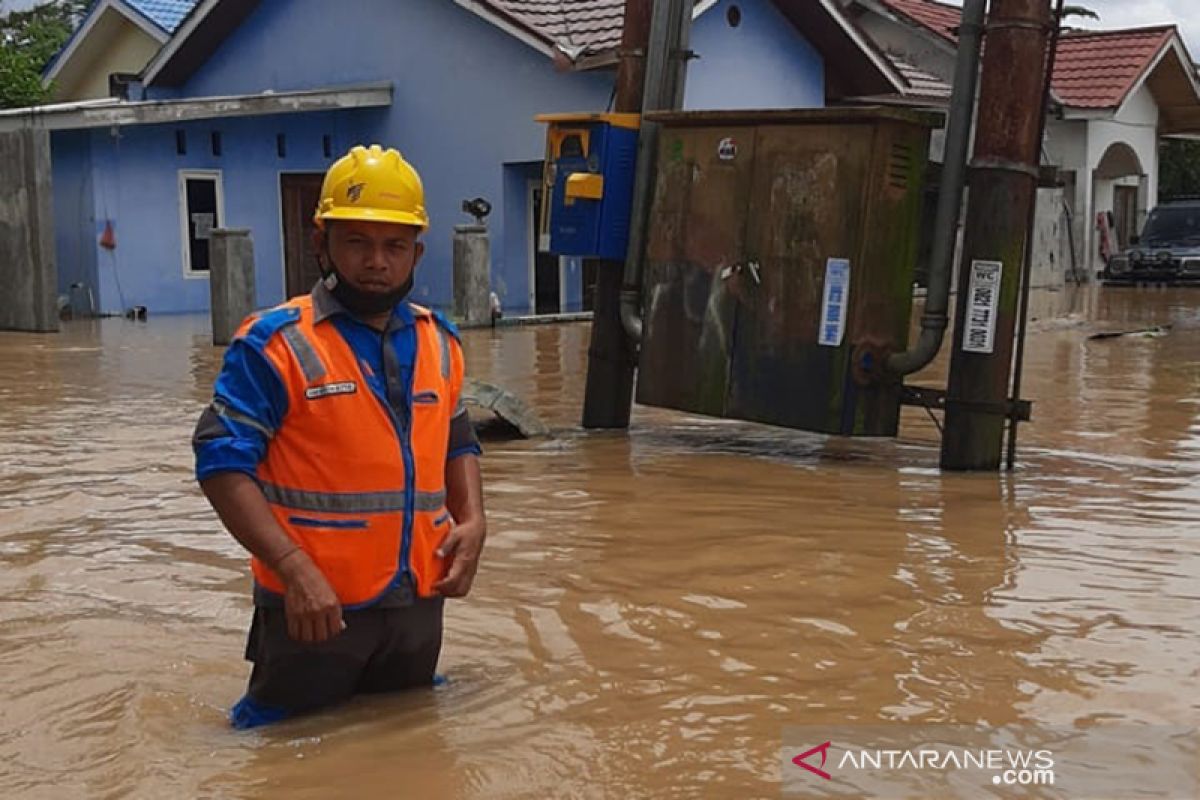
[636,108,939,436]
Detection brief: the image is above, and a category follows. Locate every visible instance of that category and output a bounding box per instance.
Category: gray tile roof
[481,0,637,56]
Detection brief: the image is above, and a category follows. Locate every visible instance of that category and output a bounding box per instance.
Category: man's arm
[432,327,485,598]
[200,472,344,643]
[194,335,343,643]
[434,453,485,598]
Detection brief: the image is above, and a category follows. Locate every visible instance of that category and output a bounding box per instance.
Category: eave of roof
[0,82,392,133]
[42,0,168,86]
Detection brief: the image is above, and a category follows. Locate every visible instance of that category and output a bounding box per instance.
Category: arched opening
[1093,141,1147,255]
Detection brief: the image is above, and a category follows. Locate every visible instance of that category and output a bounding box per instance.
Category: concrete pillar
[209,228,256,346]
[453,224,491,326]
[0,128,59,332]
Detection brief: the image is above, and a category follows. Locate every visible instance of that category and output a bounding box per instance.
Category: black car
[1102,199,1200,284]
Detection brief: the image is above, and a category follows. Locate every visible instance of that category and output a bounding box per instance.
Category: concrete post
[941,0,1052,471]
[209,228,256,346]
[453,224,491,327]
[0,128,59,333]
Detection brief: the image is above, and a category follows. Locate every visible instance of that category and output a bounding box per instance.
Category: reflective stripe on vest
[249,297,459,605]
[259,482,446,514]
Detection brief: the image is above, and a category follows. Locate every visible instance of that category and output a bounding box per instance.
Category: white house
[842,0,1200,278]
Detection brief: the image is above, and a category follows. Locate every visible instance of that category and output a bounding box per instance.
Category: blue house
[6,0,906,317]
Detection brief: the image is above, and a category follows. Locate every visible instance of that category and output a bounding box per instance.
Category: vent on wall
[888,142,912,189]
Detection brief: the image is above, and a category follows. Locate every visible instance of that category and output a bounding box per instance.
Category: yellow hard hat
[314,144,429,230]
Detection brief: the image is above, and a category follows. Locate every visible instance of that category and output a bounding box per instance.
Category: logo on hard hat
[347,183,366,203]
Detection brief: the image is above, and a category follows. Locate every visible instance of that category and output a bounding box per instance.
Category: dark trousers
[243,596,444,716]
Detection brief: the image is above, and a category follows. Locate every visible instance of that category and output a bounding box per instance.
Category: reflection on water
[0,287,1197,798]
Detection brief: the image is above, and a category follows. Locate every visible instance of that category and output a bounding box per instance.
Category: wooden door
[281,173,325,298]
[1114,185,1139,249]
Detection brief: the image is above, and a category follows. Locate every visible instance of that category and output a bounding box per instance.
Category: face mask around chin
[321,269,414,317]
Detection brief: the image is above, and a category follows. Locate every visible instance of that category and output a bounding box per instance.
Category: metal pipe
[619,0,691,346]
[1006,0,1066,471]
[886,0,987,376]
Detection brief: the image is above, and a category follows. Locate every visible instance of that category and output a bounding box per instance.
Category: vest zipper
[376,329,417,596]
[398,357,416,593]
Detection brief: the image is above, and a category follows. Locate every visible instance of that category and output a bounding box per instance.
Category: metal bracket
[971,157,1041,179]
[901,385,1032,422]
[986,19,1053,33]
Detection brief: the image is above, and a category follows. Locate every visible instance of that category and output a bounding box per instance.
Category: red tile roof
[876,0,1185,109]
[877,0,960,42]
[1053,27,1175,108]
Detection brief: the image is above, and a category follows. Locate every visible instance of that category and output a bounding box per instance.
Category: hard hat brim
[316,207,429,230]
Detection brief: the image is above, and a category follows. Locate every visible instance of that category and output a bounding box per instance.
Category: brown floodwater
[0,286,1197,799]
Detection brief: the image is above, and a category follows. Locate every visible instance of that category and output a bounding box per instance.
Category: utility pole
[580,0,651,429]
[582,0,692,429]
[941,0,1052,471]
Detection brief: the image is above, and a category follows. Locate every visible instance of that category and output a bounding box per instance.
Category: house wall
[51,129,98,308]
[1081,85,1160,270]
[135,0,615,316]
[1030,186,1070,287]
[684,0,825,110]
[77,109,379,314]
[1043,117,1088,275]
[52,10,162,101]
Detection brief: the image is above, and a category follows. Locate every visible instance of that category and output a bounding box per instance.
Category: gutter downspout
[886,0,987,376]
[620,0,692,346]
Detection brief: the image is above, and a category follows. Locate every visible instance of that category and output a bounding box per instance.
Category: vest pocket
[413,390,440,405]
[288,515,369,530]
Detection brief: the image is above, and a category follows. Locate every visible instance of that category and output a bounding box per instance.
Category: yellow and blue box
[536,113,640,261]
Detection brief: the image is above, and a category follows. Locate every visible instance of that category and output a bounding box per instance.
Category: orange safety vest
[238,296,464,605]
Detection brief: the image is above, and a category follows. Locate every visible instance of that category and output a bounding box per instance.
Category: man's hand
[276,550,345,643]
[434,517,486,598]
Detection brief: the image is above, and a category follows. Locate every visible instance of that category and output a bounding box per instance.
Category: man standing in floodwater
[192,145,486,729]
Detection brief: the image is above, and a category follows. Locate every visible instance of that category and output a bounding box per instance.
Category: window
[277,133,287,158]
[175,129,187,155]
[211,131,222,157]
[179,170,224,277]
[727,5,742,27]
[323,134,333,159]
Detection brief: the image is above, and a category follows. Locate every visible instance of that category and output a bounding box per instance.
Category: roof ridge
[1060,24,1177,40]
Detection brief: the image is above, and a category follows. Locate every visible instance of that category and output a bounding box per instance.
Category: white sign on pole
[818,258,851,348]
[963,259,1003,354]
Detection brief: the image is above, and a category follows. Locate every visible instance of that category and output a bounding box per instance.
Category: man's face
[318,219,424,294]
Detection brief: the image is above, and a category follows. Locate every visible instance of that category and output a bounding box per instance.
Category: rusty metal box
[636,107,939,436]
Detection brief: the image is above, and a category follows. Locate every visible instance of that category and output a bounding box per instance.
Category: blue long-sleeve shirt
[193,285,481,483]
